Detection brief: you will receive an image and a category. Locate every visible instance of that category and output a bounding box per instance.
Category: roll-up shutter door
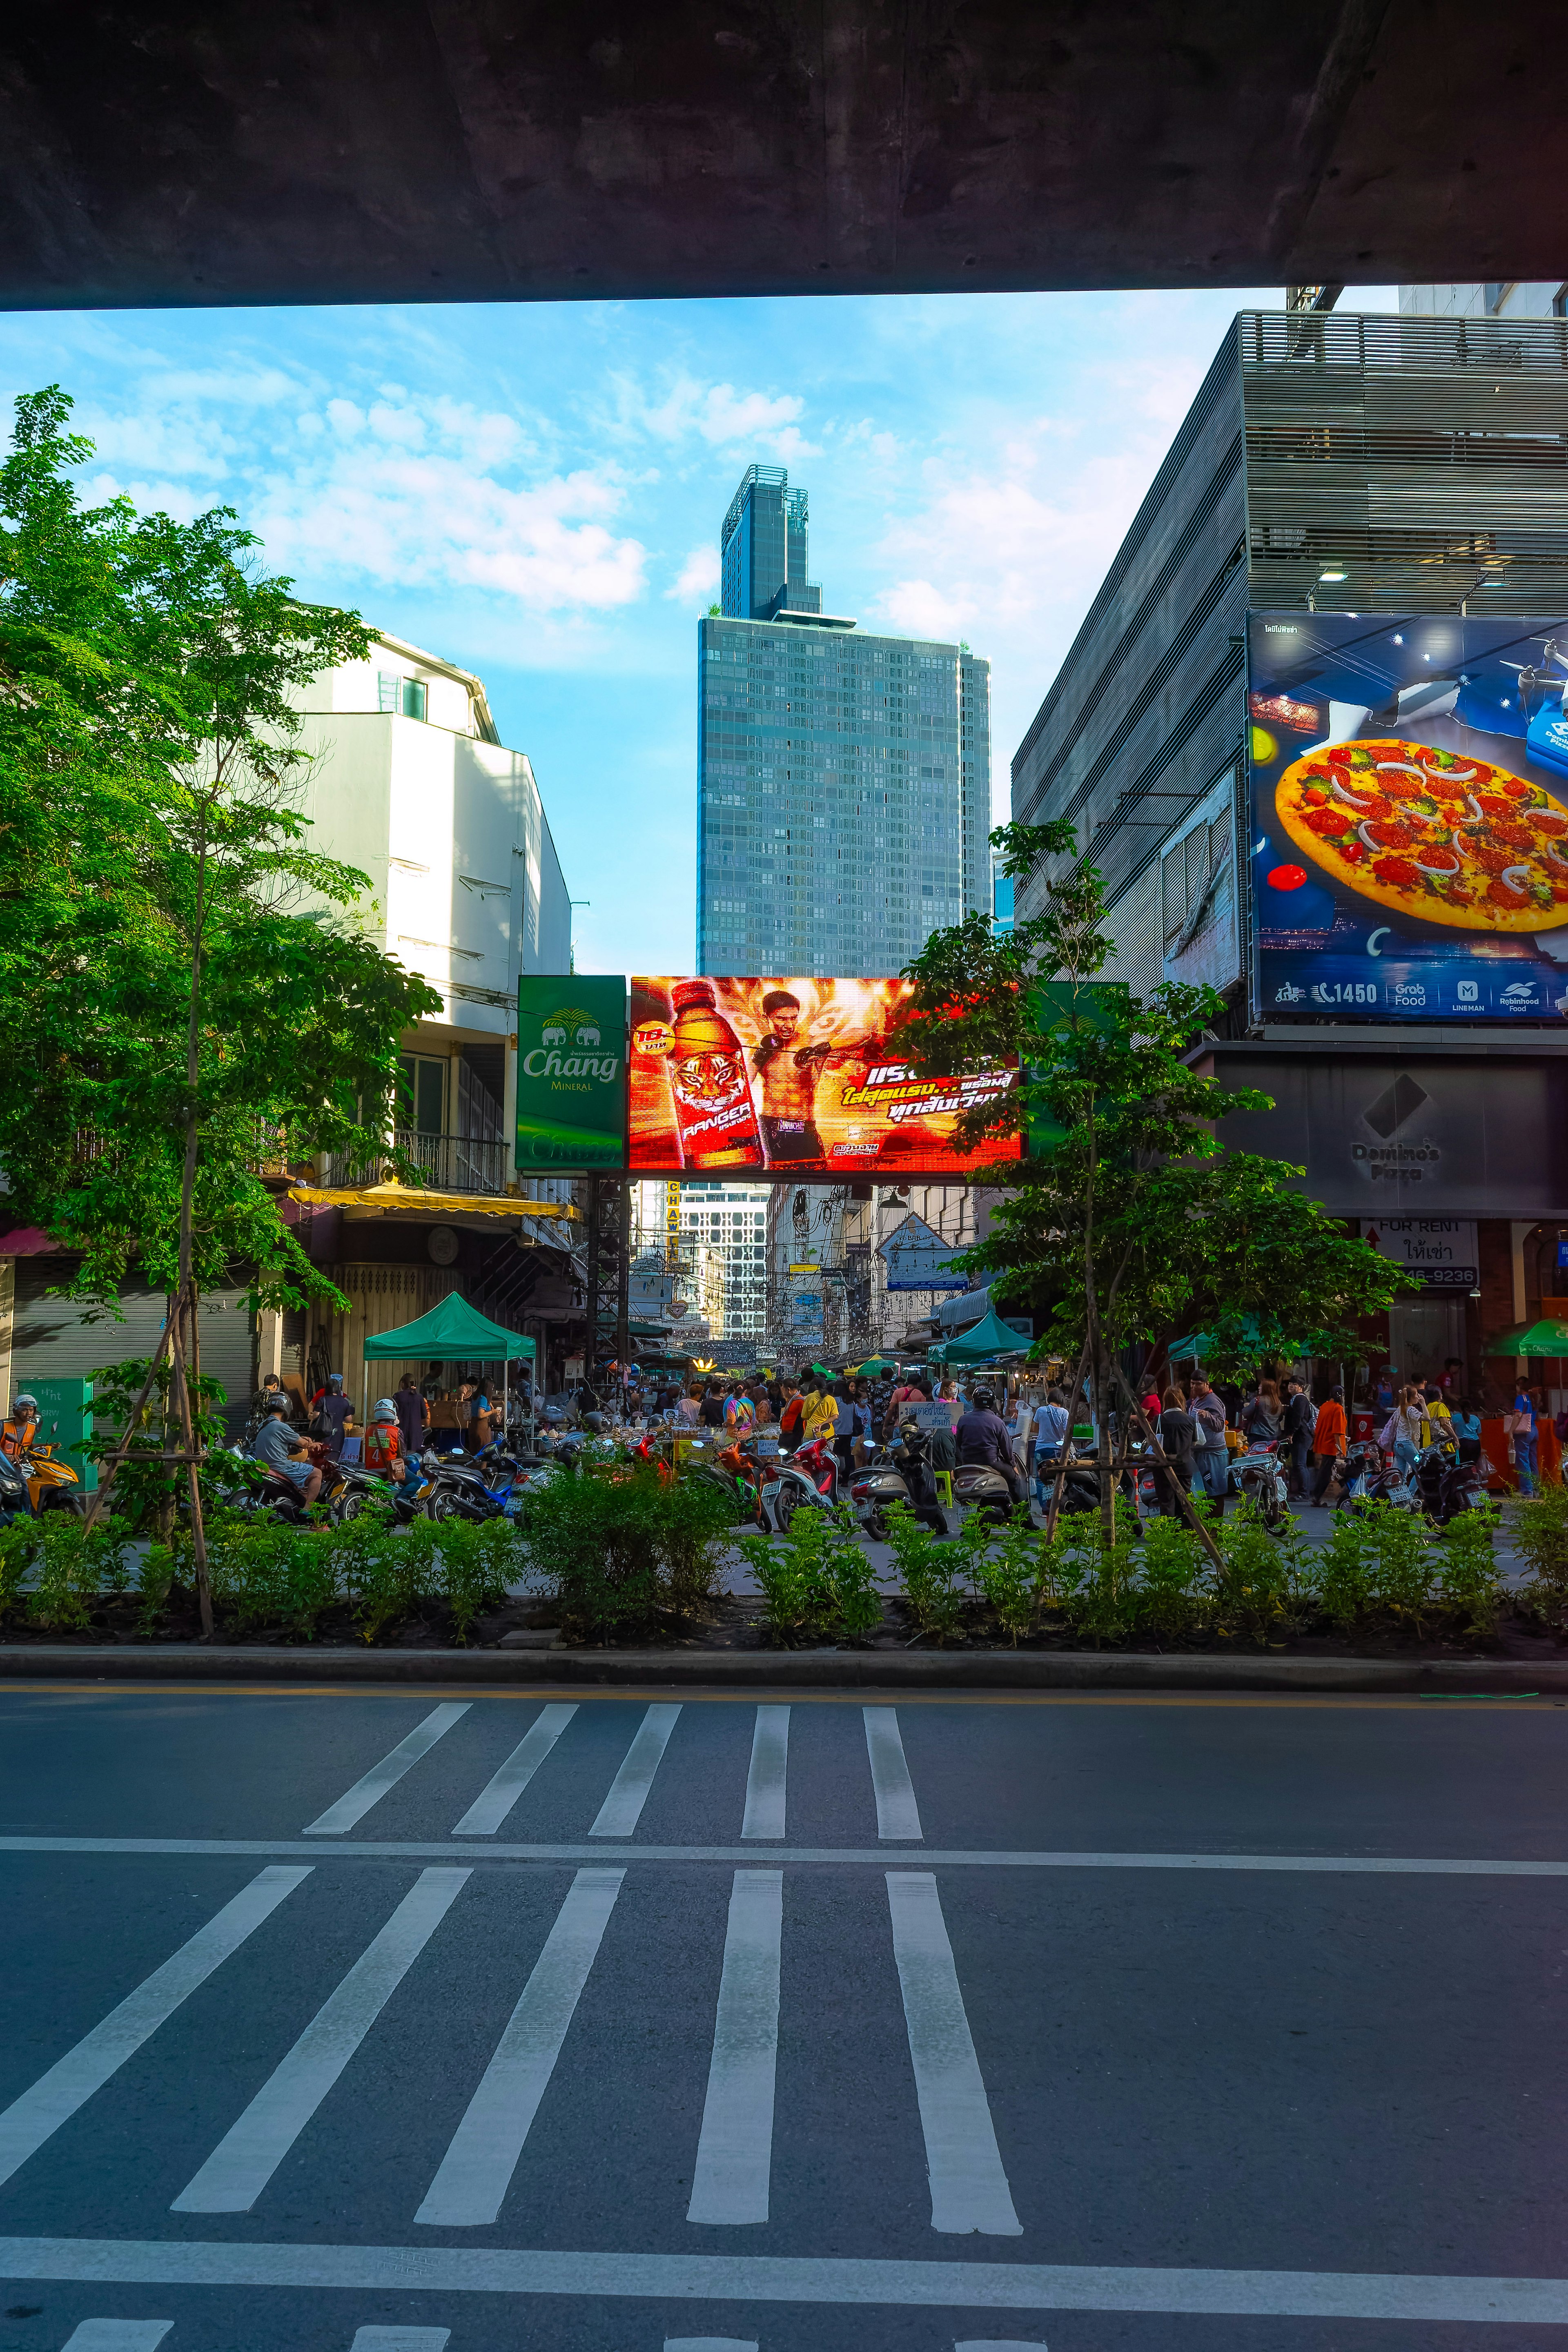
[11,1267,256,1439]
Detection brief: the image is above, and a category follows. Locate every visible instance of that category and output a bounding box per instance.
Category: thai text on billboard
[1247,611,1568,1025]
[628,976,1021,1176]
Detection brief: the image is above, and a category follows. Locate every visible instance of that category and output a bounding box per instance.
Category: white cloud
[255,448,646,614]
[667,544,720,601]
[638,372,816,454]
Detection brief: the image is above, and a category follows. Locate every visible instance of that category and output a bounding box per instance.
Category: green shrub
[737,1501,882,1645]
[968,1507,1042,1644]
[1314,1510,1374,1633]
[1511,1483,1568,1595]
[1213,1504,1312,1643]
[885,1503,965,1641]
[519,1467,666,1638]
[207,1521,343,1639]
[646,1476,737,1621]
[1136,1514,1210,1641]
[1434,1504,1503,1638]
[1361,1505,1436,1631]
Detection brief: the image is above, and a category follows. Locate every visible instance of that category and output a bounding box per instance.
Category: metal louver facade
[1013,308,1568,930]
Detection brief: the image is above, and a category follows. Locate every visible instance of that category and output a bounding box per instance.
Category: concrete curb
[0,1644,1564,1693]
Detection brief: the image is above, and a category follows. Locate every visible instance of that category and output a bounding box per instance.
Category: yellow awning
[287,1180,578,1220]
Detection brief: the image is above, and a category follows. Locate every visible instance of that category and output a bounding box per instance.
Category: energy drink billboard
[1247,612,1568,1023]
[515,976,626,1167]
[627,976,1021,1176]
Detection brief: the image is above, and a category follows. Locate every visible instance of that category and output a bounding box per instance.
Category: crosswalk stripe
[59,2328,173,2349]
[687,1871,784,2226]
[0,1866,310,2192]
[415,1866,625,2226]
[664,2339,759,2349]
[589,1704,682,1838]
[741,1707,790,1840]
[349,2332,452,2348]
[955,2341,1048,2348]
[172,1868,470,2213]
[452,1704,578,1835]
[886,1873,1020,2237]
[303,1705,471,1835]
[863,1708,922,1840]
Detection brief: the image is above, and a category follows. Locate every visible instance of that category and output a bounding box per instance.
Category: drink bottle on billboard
[667,980,765,1168]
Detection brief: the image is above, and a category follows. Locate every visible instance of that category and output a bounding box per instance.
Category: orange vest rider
[1,1396,40,1459]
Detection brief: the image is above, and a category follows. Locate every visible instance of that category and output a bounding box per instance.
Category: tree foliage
[899,817,1405,1383]
[0,385,441,1310]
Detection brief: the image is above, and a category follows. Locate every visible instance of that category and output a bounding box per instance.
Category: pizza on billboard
[628,976,1020,1175]
[1274,738,1568,932]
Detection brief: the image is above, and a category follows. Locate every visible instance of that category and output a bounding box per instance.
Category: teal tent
[363,1292,535,1361]
[927,1307,1031,1365]
[361,1290,536,1437]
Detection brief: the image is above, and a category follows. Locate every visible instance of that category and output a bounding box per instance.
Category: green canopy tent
[927,1307,1031,1366]
[360,1290,535,1440]
[1486,1317,1568,1355]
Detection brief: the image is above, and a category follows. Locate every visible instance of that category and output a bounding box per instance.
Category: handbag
[1377,1412,1399,1449]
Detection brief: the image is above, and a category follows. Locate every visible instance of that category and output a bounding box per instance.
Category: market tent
[927,1308,1030,1365]
[849,1356,900,1374]
[363,1291,535,1361]
[1486,1318,1568,1354]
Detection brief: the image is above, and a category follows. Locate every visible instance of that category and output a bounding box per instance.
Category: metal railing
[320,1130,511,1196]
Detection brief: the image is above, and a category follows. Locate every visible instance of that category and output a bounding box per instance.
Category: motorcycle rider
[365,1398,416,1489]
[1,1394,40,1461]
[955,1386,1024,1503]
[247,1396,322,1507]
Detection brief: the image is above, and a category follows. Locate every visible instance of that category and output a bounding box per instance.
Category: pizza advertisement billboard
[1247,610,1568,1024]
[627,975,1022,1177]
[515,976,627,1168]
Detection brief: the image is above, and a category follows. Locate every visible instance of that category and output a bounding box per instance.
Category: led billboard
[515,976,626,1167]
[1248,612,1568,1023]
[628,976,1020,1176]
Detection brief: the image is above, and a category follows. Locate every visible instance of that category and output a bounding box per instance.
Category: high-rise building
[698,466,990,975]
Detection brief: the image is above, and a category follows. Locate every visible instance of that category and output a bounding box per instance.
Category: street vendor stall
[360,1291,535,1445]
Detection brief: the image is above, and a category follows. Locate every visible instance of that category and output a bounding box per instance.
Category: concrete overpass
[1,1,1562,311]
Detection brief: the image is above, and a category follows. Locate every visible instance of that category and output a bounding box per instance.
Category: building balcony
[319,1129,511,1198]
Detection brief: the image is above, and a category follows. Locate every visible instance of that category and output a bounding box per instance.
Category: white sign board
[1362,1218,1478,1291]
[880,1212,969,1292]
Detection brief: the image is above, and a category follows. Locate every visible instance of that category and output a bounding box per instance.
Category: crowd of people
[243,1352,1561,1515]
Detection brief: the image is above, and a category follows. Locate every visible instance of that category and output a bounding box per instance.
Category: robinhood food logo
[523,1005,619,1086]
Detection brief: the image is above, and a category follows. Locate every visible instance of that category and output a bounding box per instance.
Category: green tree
[0,387,440,1616]
[899,818,1404,1534]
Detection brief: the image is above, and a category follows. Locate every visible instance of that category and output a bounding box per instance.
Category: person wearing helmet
[247,1395,323,1504]
[365,1397,414,1486]
[1,1394,40,1460]
[955,1385,1023,1501]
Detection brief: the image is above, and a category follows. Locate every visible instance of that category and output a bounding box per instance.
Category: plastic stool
[935,1471,953,1506]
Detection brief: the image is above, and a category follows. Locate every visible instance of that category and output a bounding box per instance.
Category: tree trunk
[176,820,210,1627]
[168,1284,212,1635]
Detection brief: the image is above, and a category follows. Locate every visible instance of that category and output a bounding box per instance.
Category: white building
[1399,282,1568,321]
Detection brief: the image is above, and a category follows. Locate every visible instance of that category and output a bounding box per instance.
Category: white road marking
[687,1871,784,2226]
[885,1872,1020,2237]
[956,2342,1049,2348]
[7,1835,1568,1876]
[0,1866,309,2191]
[665,2340,759,2349]
[741,1706,790,1840]
[303,1705,471,1835]
[415,1867,625,2226]
[350,2332,452,2349]
[172,1868,470,2213]
[60,2328,173,2349]
[589,1704,682,1838]
[2,2239,1566,2317]
[863,1708,922,1840]
[452,1704,578,1835]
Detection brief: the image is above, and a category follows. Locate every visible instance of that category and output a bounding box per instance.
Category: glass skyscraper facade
[698,466,990,975]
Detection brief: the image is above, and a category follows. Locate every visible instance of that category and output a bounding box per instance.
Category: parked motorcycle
[1412,1438,1488,1527]
[409,1450,506,1523]
[757,1432,842,1535]
[1226,1438,1291,1531]
[849,1432,947,1539]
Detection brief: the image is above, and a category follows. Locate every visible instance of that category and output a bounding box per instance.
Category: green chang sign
[516,976,627,1167]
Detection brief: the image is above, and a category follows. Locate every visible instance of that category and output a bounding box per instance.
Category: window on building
[379,672,428,721]
[397,1054,447,1135]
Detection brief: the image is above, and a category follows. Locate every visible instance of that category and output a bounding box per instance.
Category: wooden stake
[1112,1365,1223,1568]
[82,1318,174,1532]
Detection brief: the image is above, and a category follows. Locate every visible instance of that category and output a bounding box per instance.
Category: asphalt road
[2,1686,1568,2350]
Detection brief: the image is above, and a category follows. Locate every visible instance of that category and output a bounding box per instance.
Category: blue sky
[0,285,1395,973]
